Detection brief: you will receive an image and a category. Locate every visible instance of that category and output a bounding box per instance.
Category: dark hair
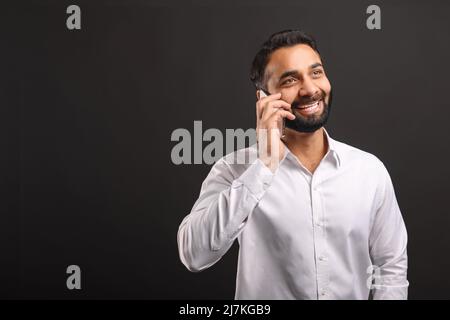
[250,29,320,90]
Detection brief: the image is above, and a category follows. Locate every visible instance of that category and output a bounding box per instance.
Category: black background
[1,0,450,299]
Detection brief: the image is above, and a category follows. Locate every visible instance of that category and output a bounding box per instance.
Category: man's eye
[282,78,296,85]
[312,70,323,77]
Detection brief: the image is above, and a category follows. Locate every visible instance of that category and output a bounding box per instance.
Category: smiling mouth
[296,100,321,110]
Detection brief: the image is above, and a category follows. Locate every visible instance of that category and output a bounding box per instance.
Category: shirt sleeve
[369,162,409,300]
[177,157,275,272]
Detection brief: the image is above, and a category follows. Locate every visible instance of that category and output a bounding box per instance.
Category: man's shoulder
[332,137,386,172]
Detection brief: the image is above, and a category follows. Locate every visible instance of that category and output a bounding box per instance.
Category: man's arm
[177,156,275,272]
[369,162,409,299]
[178,91,292,272]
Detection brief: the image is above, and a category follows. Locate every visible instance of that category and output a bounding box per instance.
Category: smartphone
[258,89,286,138]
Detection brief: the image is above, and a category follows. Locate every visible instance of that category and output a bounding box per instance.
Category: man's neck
[283,127,329,172]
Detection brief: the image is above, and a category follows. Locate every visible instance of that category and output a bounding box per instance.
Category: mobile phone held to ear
[258,89,286,138]
[258,89,268,99]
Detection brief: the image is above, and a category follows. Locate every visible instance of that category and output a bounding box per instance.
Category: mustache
[291,93,325,109]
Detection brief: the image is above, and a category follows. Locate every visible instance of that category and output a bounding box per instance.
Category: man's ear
[256,90,261,100]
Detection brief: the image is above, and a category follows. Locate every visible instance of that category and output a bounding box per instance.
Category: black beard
[284,90,333,133]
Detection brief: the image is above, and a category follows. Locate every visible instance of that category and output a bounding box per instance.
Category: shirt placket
[310,174,330,300]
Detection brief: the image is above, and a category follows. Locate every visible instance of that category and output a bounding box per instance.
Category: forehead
[265,44,322,77]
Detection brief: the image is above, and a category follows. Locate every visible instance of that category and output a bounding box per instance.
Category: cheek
[320,78,332,95]
[280,87,300,103]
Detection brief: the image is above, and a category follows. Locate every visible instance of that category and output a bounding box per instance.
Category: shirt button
[318,256,327,261]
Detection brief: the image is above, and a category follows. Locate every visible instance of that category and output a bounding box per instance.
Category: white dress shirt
[177,128,408,300]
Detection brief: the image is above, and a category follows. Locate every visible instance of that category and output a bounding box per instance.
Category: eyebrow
[278,63,324,82]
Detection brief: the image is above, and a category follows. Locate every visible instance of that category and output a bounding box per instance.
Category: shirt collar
[323,127,342,169]
[283,127,342,169]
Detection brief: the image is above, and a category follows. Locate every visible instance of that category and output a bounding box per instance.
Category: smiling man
[177,30,408,300]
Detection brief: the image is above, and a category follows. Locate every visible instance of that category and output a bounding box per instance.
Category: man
[177,30,408,299]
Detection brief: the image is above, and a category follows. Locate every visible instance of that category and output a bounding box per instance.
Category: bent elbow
[181,258,206,273]
[177,225,206,273]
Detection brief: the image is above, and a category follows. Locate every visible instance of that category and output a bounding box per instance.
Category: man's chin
[285,113,329,133]
[287,124,324,133]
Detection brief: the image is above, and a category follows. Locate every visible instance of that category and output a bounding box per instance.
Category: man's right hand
[256,91,295,173]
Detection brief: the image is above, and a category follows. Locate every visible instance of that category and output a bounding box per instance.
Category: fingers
[258,98,293,121]
[258,91,281,102]
[255,92,291,172]
[256,92,282,119]
[266,109,296,123]
[261,103,295,123]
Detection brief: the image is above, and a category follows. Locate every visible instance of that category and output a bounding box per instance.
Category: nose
[298,77,320,98]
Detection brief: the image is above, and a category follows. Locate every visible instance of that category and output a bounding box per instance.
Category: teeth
[300,101,319,109]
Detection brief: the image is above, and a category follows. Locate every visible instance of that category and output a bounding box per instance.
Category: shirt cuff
[372,284,409,300]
